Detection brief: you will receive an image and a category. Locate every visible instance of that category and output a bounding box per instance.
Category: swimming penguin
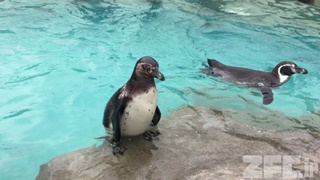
[201,59,308,105]
[102,56,165,155]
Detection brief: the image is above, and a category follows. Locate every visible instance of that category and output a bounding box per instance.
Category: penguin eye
[143,64,151,71]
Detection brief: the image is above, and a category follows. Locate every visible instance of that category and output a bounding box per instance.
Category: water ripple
[72,68,87,73]
[2,109,32,120]
[5,71,51,84]
[0,29,15,34]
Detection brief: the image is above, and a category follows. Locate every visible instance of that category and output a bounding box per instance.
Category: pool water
[0,0,320,179]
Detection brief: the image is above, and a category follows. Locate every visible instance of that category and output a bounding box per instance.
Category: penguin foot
[143,130,161,141]
[112,145,127,156]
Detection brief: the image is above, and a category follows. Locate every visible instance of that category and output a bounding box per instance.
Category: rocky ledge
[36,106,320,180]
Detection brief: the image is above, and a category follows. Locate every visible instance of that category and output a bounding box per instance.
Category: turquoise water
[0,0,320,179]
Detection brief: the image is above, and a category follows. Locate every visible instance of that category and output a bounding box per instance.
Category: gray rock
[36,106,320,180]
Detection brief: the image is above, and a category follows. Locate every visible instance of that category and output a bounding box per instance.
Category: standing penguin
[103,56,165,155]
[201,59,308,105]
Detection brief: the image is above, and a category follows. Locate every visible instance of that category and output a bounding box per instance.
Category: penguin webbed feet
[143,130,161,141]
[111,142,127,156]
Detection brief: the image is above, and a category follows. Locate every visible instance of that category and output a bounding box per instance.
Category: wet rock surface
[36,106,320,180]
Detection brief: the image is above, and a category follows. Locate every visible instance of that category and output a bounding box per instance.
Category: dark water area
[299,0,320,6]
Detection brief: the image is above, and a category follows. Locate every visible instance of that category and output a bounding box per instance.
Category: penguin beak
[152,69,165,81]
[293,66,308,74]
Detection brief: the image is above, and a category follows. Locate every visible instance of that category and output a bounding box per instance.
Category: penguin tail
[202,62,211,69]
[95,127,113,140]
[94,135,109,140]
[207,59,223,68]
[200,68,217,76]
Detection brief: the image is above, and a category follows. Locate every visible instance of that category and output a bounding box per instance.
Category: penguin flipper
[111,97,125,145]
[151,106,161,126]
[259,87,274,105]
[110,97,128,155]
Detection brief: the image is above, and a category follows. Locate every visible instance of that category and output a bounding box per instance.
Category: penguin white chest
[120,87,158,136]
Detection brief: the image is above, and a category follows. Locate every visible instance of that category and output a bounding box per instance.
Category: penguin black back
[201,59,308,104]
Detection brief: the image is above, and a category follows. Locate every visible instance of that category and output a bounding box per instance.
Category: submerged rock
[36,106,320,180]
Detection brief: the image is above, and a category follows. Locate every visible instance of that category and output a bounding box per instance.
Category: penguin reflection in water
[201,59,308,105]
[102,56,165,155]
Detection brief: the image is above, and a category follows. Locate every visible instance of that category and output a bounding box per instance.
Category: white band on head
[277,64,294,83]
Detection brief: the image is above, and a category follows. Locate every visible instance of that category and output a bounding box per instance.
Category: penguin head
[273,61,308,83]
[133,56,165,81]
